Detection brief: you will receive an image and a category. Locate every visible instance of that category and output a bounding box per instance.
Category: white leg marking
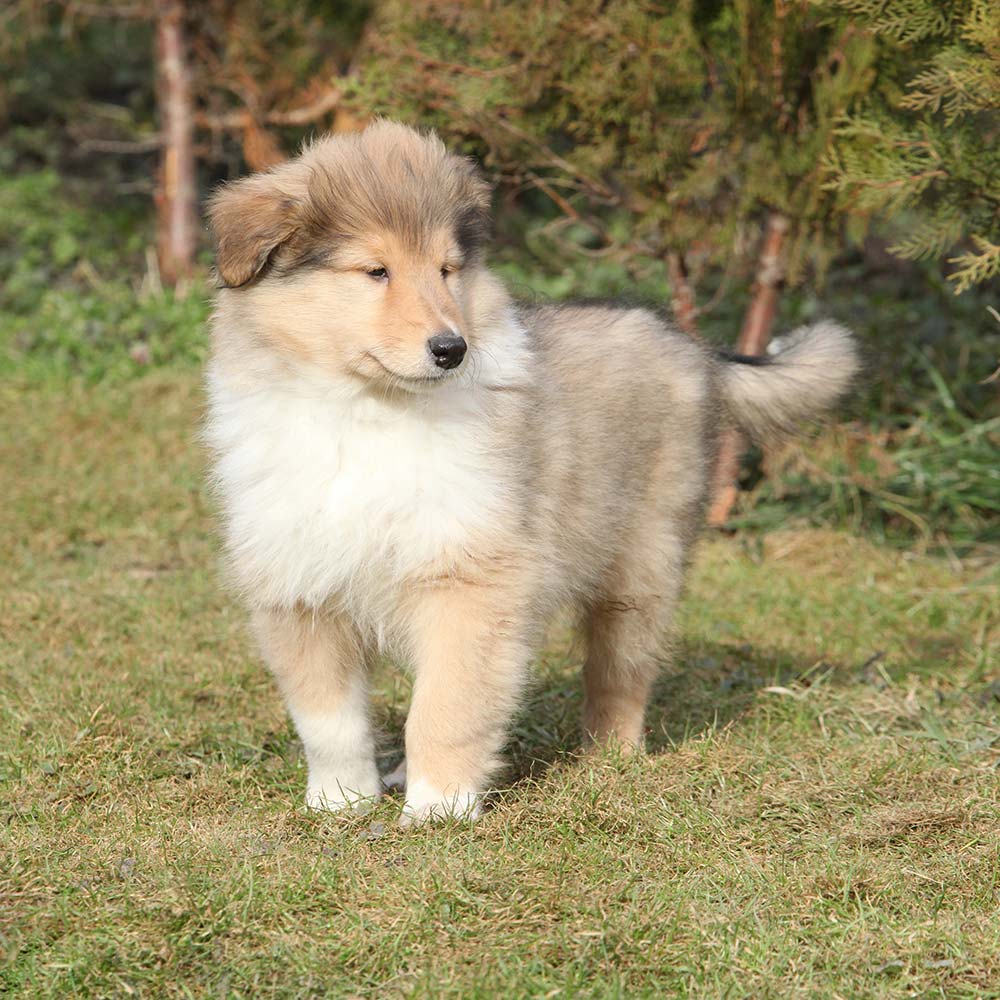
[291,675,380,812]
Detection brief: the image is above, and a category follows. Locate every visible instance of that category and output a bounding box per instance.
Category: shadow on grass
[501,638,827,785]
[364,631,867,796]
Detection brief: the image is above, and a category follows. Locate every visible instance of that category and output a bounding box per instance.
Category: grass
[1,165,998,996]
[3,372,999,998]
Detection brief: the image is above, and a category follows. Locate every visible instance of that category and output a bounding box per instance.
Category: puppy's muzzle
[427,333,467,370]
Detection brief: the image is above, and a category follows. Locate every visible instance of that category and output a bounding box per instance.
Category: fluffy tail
[717,321,860,441]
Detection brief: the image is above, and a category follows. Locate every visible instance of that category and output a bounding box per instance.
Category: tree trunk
[707,212,790,527]
[154,0,196,288]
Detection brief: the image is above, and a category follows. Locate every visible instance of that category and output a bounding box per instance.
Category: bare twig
[525,172,583,222]
[390,44,519,81]
[694,248,741,320]
[666,252,700,338]
[493,117,618,203]
[78,135,163,153]
[195,86,343,131]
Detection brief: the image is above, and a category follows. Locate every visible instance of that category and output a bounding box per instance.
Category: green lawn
[2,374,998,998]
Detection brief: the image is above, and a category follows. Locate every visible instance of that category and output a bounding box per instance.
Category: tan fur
[400,566,536,797]
[205,121,859,822]
[215,227,467,385]
[253,606,364,715]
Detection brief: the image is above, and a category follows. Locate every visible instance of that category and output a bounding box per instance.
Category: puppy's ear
[457,156,492,212]
[445,157,492,258]
[208,175,300,288]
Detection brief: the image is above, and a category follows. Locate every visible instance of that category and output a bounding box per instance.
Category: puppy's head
[208,121,491,388]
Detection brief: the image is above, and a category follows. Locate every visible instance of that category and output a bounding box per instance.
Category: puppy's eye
[441,265,458,278]
[366,266,388,281]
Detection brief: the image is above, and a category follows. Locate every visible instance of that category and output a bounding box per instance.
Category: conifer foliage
[357,0,998,293]
[824,0,999,293]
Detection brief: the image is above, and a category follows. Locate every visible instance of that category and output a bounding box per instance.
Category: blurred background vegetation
[2,0,997,549]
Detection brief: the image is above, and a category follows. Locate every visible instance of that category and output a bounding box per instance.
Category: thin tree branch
[666,252,700,338]
[78,135,163,153]
[195,85,343,131]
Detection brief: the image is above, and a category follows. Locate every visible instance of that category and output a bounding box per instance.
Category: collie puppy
[205,121,858,824]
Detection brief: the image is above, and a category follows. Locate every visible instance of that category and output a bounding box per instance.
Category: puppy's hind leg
[582,531,690,750]
[254,606,380,812]
[582,602,664,750]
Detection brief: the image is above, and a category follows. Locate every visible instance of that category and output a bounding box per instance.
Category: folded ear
[207,175,300,288]
[453,157,493,257]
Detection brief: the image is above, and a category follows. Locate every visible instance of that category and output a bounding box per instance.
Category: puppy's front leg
[253,606,379,812]
[401,581,531,825]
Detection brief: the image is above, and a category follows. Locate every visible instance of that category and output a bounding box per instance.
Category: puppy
[205,121,858,823]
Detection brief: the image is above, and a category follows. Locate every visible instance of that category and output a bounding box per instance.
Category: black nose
[427,333,467,370]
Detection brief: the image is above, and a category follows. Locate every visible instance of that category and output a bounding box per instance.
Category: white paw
[399,777,481,827]
[304,766,380,814]
[304,787,376,813]
[381,758,407,793]
[292,701,380,814]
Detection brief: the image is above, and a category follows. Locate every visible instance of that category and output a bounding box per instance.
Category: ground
[2,373,998,998]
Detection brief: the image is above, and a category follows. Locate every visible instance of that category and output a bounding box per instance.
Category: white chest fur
[205,369,512,620]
